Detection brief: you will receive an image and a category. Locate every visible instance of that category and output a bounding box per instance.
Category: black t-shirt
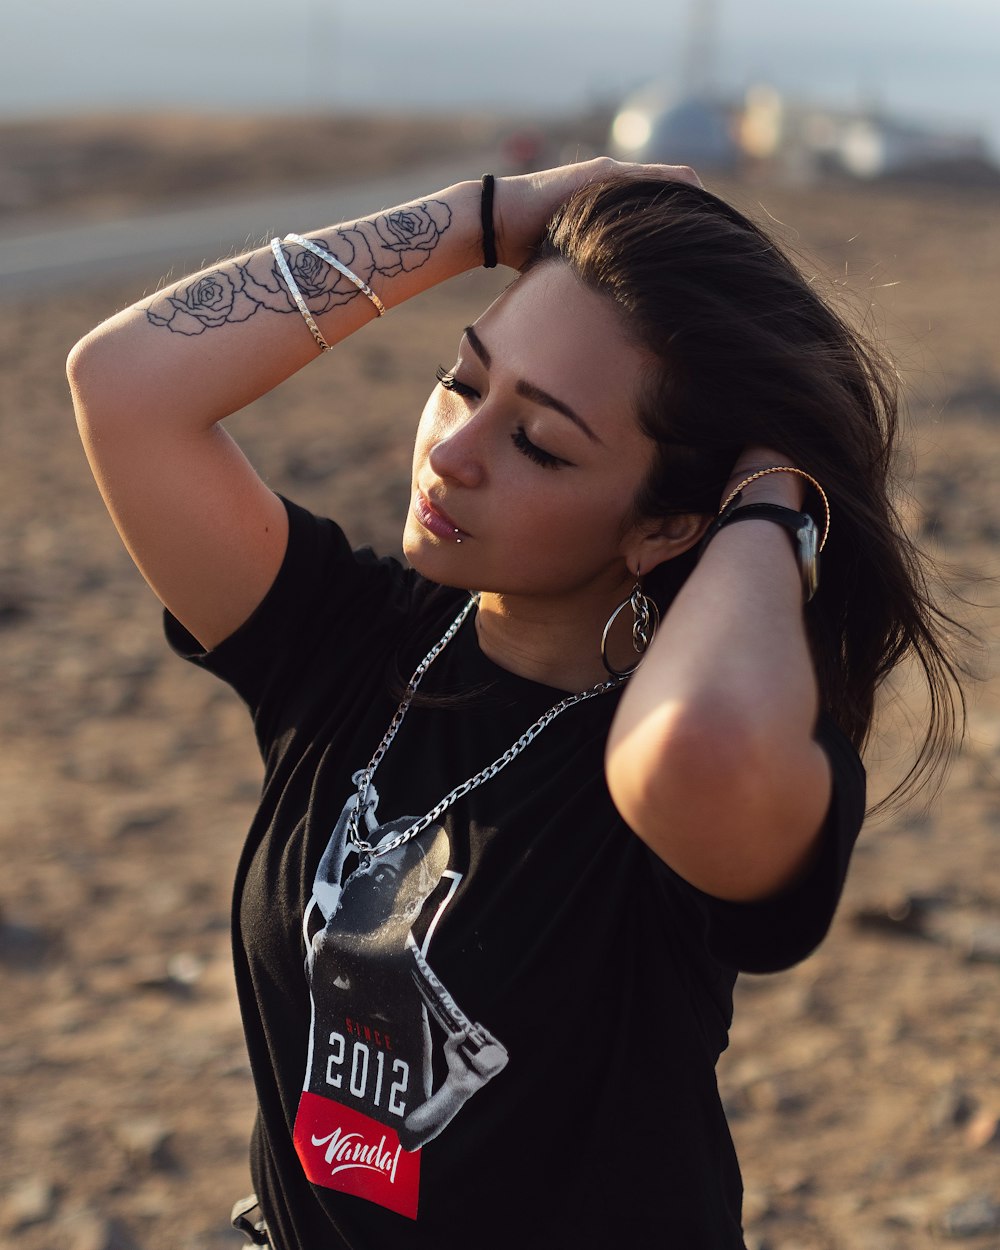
[166,496,866,1250]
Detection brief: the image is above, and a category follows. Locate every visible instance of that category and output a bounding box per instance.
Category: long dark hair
[531,176,967,807]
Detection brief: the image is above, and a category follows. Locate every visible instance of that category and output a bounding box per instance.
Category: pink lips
[414,490,468,542]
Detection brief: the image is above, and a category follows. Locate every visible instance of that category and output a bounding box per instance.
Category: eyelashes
[435,364,478,399]
[434,366,569,470]
[510,427,564,469]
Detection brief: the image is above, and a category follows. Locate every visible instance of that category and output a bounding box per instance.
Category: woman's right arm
[67,179,486,650]
[67,159,697,651]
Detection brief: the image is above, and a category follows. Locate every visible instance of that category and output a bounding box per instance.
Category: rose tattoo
[145,198,452,336]
[146,270,258,335]
[366,202,452,275]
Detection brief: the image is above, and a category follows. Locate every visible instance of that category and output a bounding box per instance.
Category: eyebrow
[463,325,603,446]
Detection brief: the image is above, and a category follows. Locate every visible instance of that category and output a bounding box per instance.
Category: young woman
[68,159,961,1248]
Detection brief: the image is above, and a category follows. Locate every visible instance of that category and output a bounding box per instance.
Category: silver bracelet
[270,237,330,353]
[284,232,387,318]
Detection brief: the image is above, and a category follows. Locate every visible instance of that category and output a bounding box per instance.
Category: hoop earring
[600,580,660,678]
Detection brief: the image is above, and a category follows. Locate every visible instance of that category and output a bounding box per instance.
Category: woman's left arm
[605,457,833,902]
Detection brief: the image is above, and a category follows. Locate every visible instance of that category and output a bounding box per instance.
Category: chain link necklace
[345,594,625,876]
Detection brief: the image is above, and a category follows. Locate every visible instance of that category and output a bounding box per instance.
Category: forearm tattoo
[143,199,452,336]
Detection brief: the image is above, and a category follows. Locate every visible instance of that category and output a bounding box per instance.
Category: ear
[623,512,713,575]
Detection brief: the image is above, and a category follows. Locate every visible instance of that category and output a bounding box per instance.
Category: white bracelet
[270,238,330,353]
[284,232,387,318]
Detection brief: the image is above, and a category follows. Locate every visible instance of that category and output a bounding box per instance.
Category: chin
[402,528,466,589]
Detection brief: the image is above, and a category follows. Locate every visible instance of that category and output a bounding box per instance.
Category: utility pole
[682,0,719,98]
[309,0,335,109]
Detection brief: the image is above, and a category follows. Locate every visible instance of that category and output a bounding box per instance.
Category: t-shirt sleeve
[163,495,413,754]
[661,713,867,975]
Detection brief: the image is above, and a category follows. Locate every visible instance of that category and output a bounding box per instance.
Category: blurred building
[609,0,994,184]
[740,84,993,180]
[610,79,994,183]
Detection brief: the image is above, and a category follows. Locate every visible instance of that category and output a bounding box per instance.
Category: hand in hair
[724,446,808,510]
[493,157,703,271]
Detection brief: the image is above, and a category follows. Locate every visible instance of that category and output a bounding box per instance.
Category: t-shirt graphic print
[295,774,509,1219]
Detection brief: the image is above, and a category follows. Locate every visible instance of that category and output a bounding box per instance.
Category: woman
[68,159,961,1248]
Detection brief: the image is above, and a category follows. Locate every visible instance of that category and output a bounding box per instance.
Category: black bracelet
[699,498,821,602]
[480,174,497,269]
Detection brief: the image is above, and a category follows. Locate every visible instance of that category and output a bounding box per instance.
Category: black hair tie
[481,174,497,269]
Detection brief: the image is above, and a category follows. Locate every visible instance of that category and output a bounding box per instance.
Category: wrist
[736,474,806,510]
[449,179,493,274]
[719,464,828,537]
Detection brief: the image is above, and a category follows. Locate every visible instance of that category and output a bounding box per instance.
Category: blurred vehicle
[609,81,742,171]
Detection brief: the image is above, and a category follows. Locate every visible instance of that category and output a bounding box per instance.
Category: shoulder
[164,495,449,719]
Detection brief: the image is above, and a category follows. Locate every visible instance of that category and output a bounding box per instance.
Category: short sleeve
[669,713,867,974]
[164,495,415,753]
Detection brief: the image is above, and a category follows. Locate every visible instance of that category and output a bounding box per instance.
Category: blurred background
[1,3,998,1249]
[2,0,999,161]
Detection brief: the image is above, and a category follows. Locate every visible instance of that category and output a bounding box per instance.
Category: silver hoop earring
[600,581,660,678]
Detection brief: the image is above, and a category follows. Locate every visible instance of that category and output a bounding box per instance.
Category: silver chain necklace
[346,595,625,872]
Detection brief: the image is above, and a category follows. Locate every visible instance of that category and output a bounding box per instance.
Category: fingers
[609,159,703,189]
[493,157,705,269]
[539,156,702,191]
[443,1023,483,1055]
[726,446,792,481]
[443,1027,467,1056]
[657,163,703,188]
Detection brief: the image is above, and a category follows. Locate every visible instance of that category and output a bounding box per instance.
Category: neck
[473,584,631,693]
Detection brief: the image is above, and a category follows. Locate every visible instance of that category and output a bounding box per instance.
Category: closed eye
[437,366,570,468]
[435,365,479,400]
[512,427,570,469]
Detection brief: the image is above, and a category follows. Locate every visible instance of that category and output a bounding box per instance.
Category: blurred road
[0,155,488,297]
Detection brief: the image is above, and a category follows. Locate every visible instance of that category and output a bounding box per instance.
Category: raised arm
[68,159,700,651]
[67,182,483,649]
[605,452,833,903]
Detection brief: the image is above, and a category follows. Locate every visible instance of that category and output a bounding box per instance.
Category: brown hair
[531,176,968,807]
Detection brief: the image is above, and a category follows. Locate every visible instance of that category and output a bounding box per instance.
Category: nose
[427,412,486,488]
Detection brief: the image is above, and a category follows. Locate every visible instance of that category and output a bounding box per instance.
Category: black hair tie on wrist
[481,174,497,269]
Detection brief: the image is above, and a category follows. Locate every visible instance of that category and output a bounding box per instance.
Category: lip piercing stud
[455,529,462,544]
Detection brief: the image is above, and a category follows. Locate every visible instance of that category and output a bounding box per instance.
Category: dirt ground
[1,116,999,1250]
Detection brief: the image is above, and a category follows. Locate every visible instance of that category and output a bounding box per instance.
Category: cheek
[507,488,630,575]
[411,394,463,476]
[410,398,438,477]
[543,482,633,541]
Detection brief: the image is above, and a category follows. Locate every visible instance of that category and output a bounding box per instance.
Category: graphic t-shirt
[166,496,866,1250]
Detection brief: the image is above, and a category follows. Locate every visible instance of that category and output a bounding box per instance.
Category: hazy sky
[3,0,998,147]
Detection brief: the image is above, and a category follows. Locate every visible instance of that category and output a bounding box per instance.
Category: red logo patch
[294,1090,420,1220]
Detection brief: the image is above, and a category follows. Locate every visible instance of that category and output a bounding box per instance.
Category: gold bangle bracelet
[718,466,830,551]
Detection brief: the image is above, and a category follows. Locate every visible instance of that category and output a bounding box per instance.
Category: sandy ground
[1,116,999,1250]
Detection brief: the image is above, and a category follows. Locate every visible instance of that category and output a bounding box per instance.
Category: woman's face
[403,262,670,605]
